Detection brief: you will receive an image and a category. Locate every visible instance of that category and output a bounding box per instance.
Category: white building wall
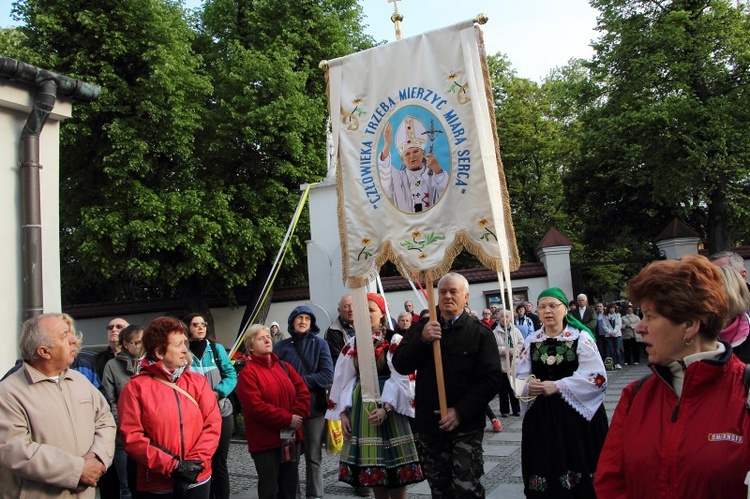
[656,237,700,261]
[0,79,70,370]
[71,273,553,357]
[535,245,574,301]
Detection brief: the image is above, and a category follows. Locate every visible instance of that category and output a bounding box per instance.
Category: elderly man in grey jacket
[0,313,116,498]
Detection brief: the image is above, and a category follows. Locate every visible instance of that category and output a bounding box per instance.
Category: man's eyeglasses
[107,324,126,330]
[191,322,207,328]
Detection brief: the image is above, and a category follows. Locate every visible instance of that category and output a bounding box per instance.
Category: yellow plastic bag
[326,419,343,453]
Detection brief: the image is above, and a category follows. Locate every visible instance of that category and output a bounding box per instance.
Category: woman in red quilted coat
[235,324,310,499]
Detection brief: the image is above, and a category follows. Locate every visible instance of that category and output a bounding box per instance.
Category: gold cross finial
[388,0,404,40]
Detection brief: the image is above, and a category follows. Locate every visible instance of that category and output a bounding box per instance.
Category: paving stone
[483,444,520,457]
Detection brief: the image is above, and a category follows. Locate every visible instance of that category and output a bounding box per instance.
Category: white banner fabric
[328,20,519,287]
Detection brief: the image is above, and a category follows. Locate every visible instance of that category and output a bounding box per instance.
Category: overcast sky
[0,0,600,82]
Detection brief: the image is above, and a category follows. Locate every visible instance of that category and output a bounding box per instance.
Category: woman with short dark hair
[596,255,750,497]
[184,313,237,499]
[118,317,221,499]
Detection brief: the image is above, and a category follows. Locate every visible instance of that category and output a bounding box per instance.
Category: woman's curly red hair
[628,255,728,340]
[143,316,187,361]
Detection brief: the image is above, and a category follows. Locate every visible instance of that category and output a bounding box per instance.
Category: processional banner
[327,20,519,287]
[325,20,519,402]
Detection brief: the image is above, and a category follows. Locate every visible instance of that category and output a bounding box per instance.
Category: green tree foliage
[567,0,750,254]
[1,0,373,311]
[188,0,374,296]
[3,0,217,306]
[489,51,656,297]
[489,54,586,262]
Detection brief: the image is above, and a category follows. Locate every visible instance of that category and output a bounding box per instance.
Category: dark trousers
[132,479,211,499]
[98,460,120,498]
[606,337,623,365]
[596,335,606,359]
[416,430,486,498]
[211,413,234,499]
[623,338,640,364]
[251,443,301,499]
[485,403,496,421]
[499,373,520,415]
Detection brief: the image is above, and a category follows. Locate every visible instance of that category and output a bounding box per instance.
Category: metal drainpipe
[0,56,100,320]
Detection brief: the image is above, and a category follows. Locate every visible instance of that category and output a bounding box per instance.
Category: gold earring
[683,336,694,346]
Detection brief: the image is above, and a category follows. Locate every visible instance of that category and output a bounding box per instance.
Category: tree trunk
[706,187,731,254]
[176,276,214,332]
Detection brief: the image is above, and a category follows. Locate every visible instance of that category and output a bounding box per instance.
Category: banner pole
[228,183,316,359]
[426,271,448,418]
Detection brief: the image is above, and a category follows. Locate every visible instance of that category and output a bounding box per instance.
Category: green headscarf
[537,287,596,342]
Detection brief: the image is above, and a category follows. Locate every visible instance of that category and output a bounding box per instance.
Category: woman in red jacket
[235,324,310,499]
[118,317,221,499]
[596,255,750,498]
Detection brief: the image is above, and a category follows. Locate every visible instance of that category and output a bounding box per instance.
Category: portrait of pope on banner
[378,111,449,213]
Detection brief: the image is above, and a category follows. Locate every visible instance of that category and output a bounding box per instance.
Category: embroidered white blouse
[324,333,414,420]
[516,325,607,421]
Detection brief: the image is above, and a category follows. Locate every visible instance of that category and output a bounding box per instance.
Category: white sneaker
[634,362,639,365]
[615,364,622,370]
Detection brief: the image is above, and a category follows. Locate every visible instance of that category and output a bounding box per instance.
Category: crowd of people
[2,251,750,498]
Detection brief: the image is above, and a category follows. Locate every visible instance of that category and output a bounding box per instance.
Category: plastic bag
[326,419,343,454]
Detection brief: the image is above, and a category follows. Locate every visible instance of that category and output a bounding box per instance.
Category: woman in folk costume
[325,293,423,498]
[517,287,608,498]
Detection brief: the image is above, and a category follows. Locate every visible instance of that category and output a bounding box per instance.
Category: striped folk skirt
[339,380,424,489]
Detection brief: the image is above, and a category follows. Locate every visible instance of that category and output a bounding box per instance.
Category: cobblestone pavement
[227,362,651,498]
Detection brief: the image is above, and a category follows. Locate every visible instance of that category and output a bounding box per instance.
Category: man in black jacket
[576,293,598,334]
[324,295,355,366]
[392,272,502,498]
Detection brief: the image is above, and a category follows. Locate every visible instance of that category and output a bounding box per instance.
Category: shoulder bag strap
[207,340,225,378]
[152,376,199,408]
[278,360,291,379]
[291,337,314,375]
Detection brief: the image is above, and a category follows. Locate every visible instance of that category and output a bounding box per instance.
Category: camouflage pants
[416,430,485,499]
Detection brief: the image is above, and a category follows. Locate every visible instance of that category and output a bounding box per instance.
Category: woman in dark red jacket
[596,255,750,498]
[119,317,221,498]
[236,324,310,499]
